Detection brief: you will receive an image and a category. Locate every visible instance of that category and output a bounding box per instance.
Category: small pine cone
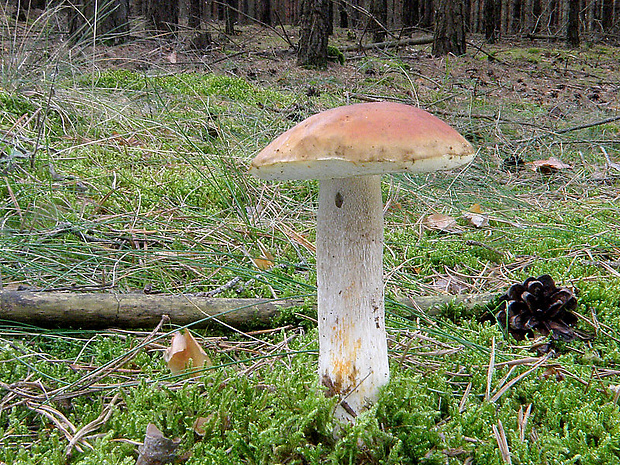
[496,274,581,341]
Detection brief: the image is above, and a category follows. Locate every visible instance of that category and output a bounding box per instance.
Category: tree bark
[402,0,420,28]
[484,0,499,42]
[370,0,388,43]
[224,0,237,35]
[297,0,330,68]
[68,0,130,44]
[187,0,202,28]
[566,0,580,47]
[146,0,178,34]
[0,290,496,329]
[17,0,46,20]
[0,290,291,329]
[433,0,467,56]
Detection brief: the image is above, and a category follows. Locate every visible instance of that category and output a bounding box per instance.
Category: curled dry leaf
[164,329,211,375]
[424,213,461,233]
[463,204,489,228]
[529,157,571,173]
[251,242,275,270]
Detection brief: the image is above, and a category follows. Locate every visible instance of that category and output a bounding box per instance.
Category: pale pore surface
[316,176,389,419]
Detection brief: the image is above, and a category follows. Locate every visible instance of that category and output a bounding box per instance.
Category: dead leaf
[164,330,211,375]
[166,51,177,64]
[424,213,461,233]
[251,242,275,270]
[471,203,485,214]
[463,205,490,228]
[529,157,571,173]
[137,423,180,465]
[192,416,211,436]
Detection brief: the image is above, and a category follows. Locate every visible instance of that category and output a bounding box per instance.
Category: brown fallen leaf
[136,423,180,465]
[529,157,571,173]
[164,330,211,375]
[424,213,461,233]
[166,51,177,64]
[463,204,489,228]
[192,416,211,436]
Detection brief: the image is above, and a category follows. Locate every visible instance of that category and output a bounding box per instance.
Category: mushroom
[250,102,475,421]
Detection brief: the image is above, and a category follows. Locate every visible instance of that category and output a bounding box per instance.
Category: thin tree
[68,0,130,44]
[369,0,388,43]
[17,0,45,20]
[432,0,467,56]
[484,0,499,43]
[224,0,237,35]
[566,0,580,47]
[145,0,178,34]
[297,0,330,68]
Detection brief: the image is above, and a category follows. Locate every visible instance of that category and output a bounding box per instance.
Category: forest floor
[2,11,620,464]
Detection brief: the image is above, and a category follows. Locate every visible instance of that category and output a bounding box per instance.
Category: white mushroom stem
[317,175,389,421]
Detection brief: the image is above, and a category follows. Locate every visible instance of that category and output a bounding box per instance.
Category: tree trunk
[402,0,420,28]
[297,0,330,68]
[421,0,434,27]
[224,0,237,35]
[522,0,536,34]
[258,0,272,25]
[484,0,499,42]
[566,0,580,46]
[187,0,202,28]
[146,0,178,34]
[370,0,388,42]
[68,0,130,44]
[17,0,46,20]
[433,0,467,56]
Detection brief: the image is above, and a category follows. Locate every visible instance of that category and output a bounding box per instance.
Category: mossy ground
[2,14,620,464]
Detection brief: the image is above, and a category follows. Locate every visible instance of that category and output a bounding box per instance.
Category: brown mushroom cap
[250,102,475,181]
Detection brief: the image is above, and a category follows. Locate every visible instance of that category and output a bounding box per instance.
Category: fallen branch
[0,290,496,329]
[0,290,297,329]
[340,35,433,53]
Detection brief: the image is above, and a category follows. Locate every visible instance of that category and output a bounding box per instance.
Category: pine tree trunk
[421,0,434,27]
[402,0,420,28]
[484,0,499,42]
[224,0,237,35]
[297,0,330,68]
[17,0,46,20]
[187,0,202,28]
[566,0,580,46]
[68,0,130,44]
[146,0,178,34]
[433,0,467,56]
[370,0,388,42]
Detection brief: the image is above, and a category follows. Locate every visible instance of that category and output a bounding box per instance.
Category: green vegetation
[2,19,620,464]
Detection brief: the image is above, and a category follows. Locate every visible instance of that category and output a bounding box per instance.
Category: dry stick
[26,402,86,453]
[0,290,496,329]
[340,35,434,53]
[517,115,620,143]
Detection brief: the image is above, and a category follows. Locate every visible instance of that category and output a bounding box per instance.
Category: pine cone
[496,274,583,341]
